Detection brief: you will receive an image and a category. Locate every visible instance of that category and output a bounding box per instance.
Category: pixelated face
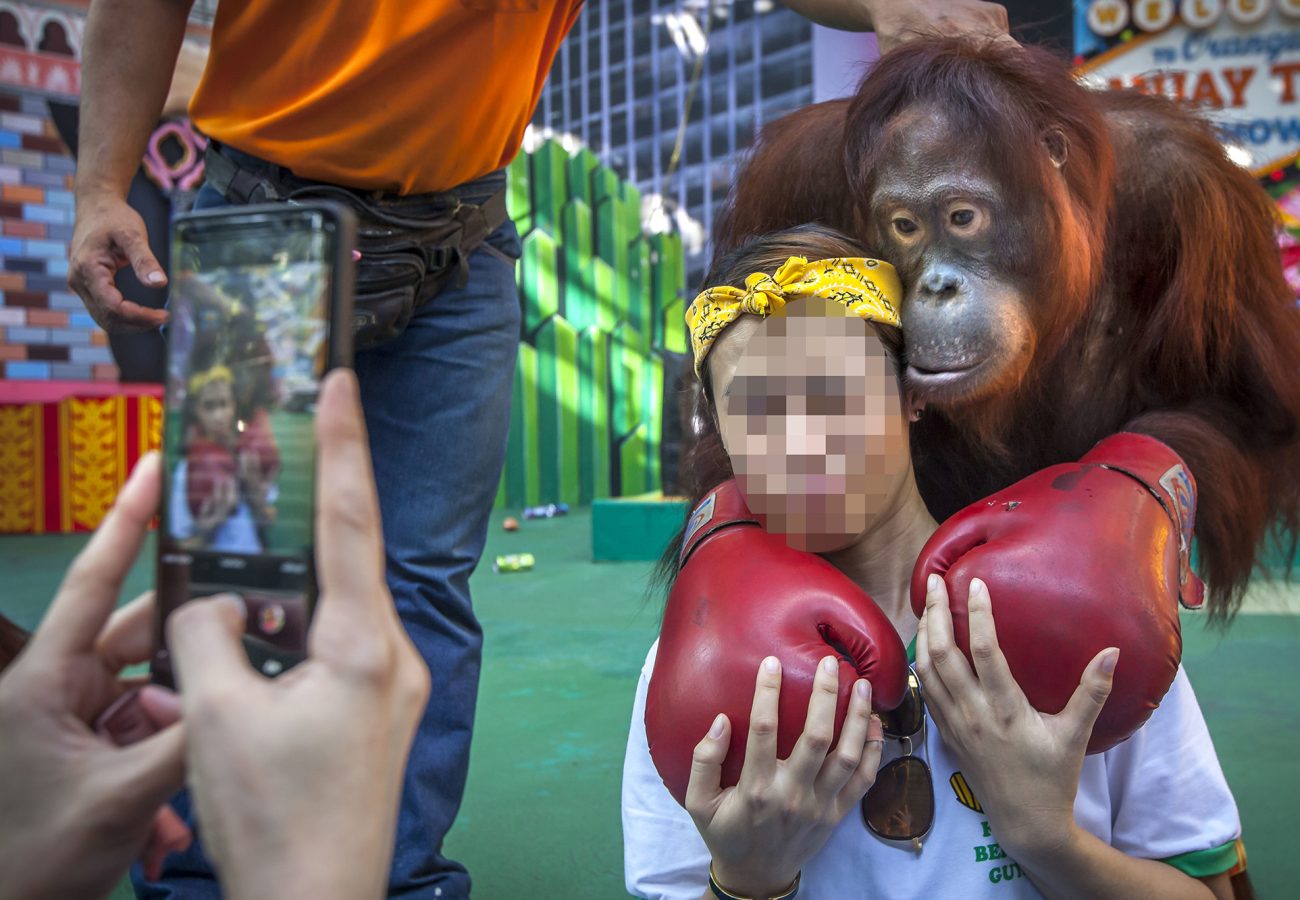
[195,379,236,442]
[710,299,910,553]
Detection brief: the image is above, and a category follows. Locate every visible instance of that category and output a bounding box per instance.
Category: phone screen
[153,205,352,685]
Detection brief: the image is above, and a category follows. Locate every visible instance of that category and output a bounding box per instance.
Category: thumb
[113,720,187,821]
[120,226,167,287]
[1061,647,1118,747]
[167,594,251,698]
[684,713,730,822]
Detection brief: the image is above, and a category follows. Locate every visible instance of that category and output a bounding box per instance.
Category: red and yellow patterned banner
[0,392,162,534]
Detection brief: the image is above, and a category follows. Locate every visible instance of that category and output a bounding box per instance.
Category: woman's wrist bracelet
[707,863,800,900]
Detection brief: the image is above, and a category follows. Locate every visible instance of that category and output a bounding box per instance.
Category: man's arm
[70,0,194,330]
[77,0,192,200]
[781,0,1011,54]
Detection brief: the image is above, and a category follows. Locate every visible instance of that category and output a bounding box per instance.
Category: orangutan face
[867,105,1041,408]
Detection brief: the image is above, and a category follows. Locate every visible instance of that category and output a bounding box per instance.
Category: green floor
[3,511,1298,898]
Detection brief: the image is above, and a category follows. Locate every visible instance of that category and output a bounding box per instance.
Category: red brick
[26,309,67,327]
[0,345,27,361]
[0,272,25,291]
[2,219,45,238]
[2,291,47,309]
[21,134,68,155]
[0,202,21,219]
[93,363,120,381]
[1,184,43,205]
[0,94,18,112]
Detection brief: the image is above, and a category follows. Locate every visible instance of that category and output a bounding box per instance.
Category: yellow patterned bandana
[188,364,233,396]
[686,256,902,374]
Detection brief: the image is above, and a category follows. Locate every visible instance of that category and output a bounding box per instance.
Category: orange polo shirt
[189,1,583,195]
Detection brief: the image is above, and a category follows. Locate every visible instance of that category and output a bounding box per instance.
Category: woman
[169,365,274,553]
[622,225,1240,900]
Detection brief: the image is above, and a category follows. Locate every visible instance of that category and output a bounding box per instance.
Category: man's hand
[0,454,188,900]
[169,369,432,900]
[868,0,1011,55]
[69,192,169,332]
[783,1,1013,56]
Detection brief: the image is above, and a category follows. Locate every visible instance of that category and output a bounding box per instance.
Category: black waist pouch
[203,144,508,349]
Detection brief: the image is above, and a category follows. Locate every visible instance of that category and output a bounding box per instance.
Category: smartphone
[152,202,356,688]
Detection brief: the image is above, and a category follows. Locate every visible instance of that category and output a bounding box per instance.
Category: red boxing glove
[911,433,1203,754]
[236,407,281,480]
[646,479,910,807]
[186,437,236,517]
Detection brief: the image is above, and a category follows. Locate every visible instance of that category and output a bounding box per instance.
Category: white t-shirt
[169,459,265,554]
[623,640,1241,900]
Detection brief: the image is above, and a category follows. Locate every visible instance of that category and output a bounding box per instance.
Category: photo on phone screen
[153,203,354,686]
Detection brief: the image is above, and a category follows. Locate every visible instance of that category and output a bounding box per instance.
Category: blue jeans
[133,170,521,898]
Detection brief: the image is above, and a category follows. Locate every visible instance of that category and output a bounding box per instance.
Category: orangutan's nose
[918,266,965,301]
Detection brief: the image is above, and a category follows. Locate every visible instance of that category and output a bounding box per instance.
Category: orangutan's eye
[950,208,978,229]
[892,217,918,236]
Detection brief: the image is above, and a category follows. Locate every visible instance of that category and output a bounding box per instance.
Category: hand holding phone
[165,371,431,899]
[0,458,187,899]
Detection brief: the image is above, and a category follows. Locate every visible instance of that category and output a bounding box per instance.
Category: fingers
[918,574,975,695]
[96,592,158,673]
[311,370,391,642]
[108,298,170,331]
[113,720,187,827]
[135,685,183,730]
[36,454,161,658]
[964,579,1019,708]
[838,711,885,807]
[1060,647,1119,748]
[167,594,252,698]
[72,262,168,332]
[788,656,841,786]
[737,656,782,789]
[816,675,873,799]
[120,228,167,289]
[218,476,237,516]
[984,0,1011,33]
[140,807,192,883]
[684,713,730,823]
[913,606,954,731]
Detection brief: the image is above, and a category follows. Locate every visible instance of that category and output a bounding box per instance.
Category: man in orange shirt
[68,1,1009,897]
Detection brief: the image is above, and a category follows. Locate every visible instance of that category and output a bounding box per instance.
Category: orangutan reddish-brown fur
[717,39,1300,619]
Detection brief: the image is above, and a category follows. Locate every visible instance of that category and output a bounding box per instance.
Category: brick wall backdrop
[0,88,114,381]
[0,1,111,382]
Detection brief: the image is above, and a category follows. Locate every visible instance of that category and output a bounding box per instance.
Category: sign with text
[1076,1,1300,173]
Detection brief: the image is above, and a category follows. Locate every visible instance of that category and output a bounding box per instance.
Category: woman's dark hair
[651,223,905,597]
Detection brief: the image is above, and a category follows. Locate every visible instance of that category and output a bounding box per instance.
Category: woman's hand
[168,371,431,900]
[237,449,275,525]
[193,474,239,536]
[916,575,1118,860]
[0,454,189,899]
[685,655,884,898]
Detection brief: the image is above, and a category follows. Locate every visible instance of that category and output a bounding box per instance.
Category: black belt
[201,142,511,349]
